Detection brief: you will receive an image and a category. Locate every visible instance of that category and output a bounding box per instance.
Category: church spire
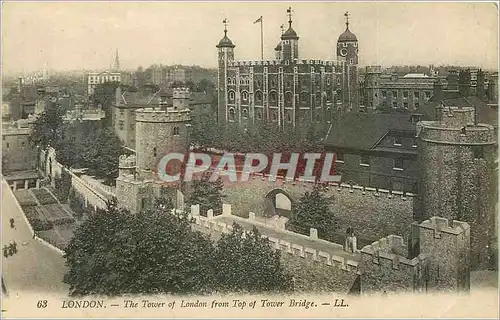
[114,49,120,71]
[287,6,293,28]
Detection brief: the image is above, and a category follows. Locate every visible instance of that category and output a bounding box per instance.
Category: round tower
[417,104,497,270]
[135,100,191,180]
[216,19,235,123]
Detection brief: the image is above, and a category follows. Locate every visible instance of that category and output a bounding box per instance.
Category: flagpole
[260,17,264,60]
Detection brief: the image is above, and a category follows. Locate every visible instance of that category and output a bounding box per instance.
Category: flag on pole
[254,16,262,24]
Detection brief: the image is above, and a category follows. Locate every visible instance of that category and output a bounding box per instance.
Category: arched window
[285,92,293,106]
[153,147,157,157]
[286,111,292,123]
[228,91,235,101]
[173,127,179,136]
[257,109,263,119]
[255,90,263,102]
[272,112,277,121]
[241,91,248,101]
[227,77,232,85]
[228,108,235,122]
[300,91,309,104]
[242,109,248,118]
[269,91,278,106]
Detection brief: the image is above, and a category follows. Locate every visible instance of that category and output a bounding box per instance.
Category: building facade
[217,9,360,127]
[362,67,437,110]
[87,71,121,95]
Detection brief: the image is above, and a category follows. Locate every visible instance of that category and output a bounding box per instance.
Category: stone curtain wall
[40,148,113,211]
[186,204,360,293]
[222,174,415,242]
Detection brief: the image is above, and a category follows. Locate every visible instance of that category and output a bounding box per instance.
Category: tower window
[425,91,431,99]
[404,102,409,109]
[403,91,409,98]
[227,77,232,85]
[286,112,292,123]
[229,91,235,101]
[228,108,236,122]
[414,91,419,99]
[6,143,10,148]
[272,112,277,121]
[415,102,420,109]
[255,91,263,102]
[119,120,124,130]
[392,101,398,109]
[242,109,248,119]
[257,110,263,119]
[392,91,398,98]
[241,91,248,101]
[153,147,157,157]
[173,127,180,136]
[394,137,402,146]
[393,158,404,171]
[360,155,370,166]
[270,91,278,103]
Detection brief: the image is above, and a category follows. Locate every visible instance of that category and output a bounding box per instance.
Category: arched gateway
[264,188,294,217]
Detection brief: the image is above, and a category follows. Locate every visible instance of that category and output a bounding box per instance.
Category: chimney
[433,80,443,102]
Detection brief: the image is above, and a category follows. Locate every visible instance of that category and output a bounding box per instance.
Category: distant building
[362,66,438,110]
[87,71,121,95]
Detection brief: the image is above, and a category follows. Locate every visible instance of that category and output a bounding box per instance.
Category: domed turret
[338,28,357,42]
[216,19,235,48]
[280,7,300,61]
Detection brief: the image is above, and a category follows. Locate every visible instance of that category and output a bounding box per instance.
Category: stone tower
[363,66,382,109]
[336,12,359,111]
[281,7,299,62]
[417,103,497,269]
[216,19,236,123]
[116,88,191,213]
[135,90,191,179]
[418,217,471,292]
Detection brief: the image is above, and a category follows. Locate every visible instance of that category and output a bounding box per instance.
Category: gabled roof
[324,112,422,150]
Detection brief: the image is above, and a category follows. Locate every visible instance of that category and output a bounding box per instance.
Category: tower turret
[336,12,358,65]
[217,19,235,123]
[281,7,299,62]
[417,103,497,269]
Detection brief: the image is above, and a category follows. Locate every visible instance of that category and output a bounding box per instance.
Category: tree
[54,168,72,202]
[213,223,293,293]
[63,198,215,296]
[186,172,225,216]
[29,100,66,150]
[287,185,336,242]
[80,128,122,178]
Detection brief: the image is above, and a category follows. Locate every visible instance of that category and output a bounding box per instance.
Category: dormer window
[394,137,402,147]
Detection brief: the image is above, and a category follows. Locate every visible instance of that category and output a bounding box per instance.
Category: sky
[1,1,499,74]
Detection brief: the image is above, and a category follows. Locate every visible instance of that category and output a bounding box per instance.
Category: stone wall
[222,174,415,243]
[40,148,113,211]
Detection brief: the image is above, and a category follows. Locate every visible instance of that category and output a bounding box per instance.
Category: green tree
[186,172,225,216]
[287,185,336,242]
[80,128,122,178]
[213,223,293,293]
[29,100,66,150]
[63,198,215,296]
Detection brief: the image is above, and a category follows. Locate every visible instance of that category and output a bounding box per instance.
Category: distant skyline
[1,1,499,74]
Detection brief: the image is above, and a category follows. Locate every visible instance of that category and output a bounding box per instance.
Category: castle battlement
[365,66,382,74]
[251,172,416,199]
[135,107,190,123]
[419,216,470,236]
[228,59,339,68]
[360,237,422,269]
[173,87,190,99]
[119,154,136,168]
[184,204,360,274]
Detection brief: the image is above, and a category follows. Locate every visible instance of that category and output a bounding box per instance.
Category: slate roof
[421,96,498,127]
[324,112,422,150]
